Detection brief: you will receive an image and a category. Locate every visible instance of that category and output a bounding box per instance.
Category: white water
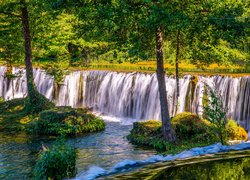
[75,142,250,180]
[0,66,250,130]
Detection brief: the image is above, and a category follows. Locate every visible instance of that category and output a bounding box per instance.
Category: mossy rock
[127,120,165,150]
[0,98,32,133]
[39,107,78,123]
[25,91,55,114]
[171,112,214,141]
[0,98,26,114]
[226,120,248,141]
[128,113,248,153]
[132,120,162,136]
[127,117,216,152]
[29,106,105,136]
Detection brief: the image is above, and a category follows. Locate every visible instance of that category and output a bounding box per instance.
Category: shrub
[34,138,77,180]
[131,120,162,136]
[127,120,166,150]
[171,112,212,139]
[127,113,248,152]
[25,90,55,114]
[226,120,248,141]
[204,88,227,144]
[29,107,105,136]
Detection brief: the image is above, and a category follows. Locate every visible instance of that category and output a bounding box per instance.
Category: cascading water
[0,67,53,100]
[0,66,250,131]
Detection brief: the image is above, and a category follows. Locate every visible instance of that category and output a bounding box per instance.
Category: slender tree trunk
[175,30,180,98]
[155,27,175,142]
[20,0,36,100]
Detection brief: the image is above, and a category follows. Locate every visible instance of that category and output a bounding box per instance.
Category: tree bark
[175,30,180,98]
[20,0,36,100]
[155,27,175,142]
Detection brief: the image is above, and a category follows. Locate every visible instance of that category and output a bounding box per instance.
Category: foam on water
[94,113,140,125]
[75,142,250,180]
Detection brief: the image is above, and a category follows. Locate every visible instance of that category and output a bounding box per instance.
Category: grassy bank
[1,60,250,76]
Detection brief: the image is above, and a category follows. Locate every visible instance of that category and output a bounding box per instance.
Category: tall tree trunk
[20,0,36,100]
[175,30,180,98]
[155,27,175,142]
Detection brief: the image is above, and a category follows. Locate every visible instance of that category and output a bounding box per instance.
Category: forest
[0,0,250,180]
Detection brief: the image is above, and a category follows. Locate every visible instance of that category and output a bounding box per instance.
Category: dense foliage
[171,112,215,142]
[204,88,228,144]
[226,119,248,141]
[127,113,248,152]
[0,99,105,136]
[30,106,105,136]
[34,138,77,180]
[0,0,249,69]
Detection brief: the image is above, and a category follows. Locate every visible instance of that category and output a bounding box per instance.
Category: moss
[0,99,105,136]
[127,120,164,150]
[226,119,248,141]
[25,90,55,114]
[0,98,33,132]
[171,112,213,141]
[29,106,105,136]
[128,113,247,153]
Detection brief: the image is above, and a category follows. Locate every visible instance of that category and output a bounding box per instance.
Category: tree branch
[0,11,21,18]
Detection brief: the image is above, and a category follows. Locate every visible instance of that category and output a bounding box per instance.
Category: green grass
[1,59,250,76]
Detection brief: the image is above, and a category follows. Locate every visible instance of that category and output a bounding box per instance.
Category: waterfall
[0,67,53,101]
[0,66,250,131]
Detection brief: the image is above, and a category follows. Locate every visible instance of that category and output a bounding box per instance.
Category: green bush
[127,113,248,152]
[29,107,105,136]
[34,138,77,180]
[204,89,227,144]
[226,119,248,141]
[25,90,55,114]
[171,112,214,141]
[127,120,165,150]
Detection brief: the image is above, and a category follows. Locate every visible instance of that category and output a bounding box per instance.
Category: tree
[53,0,176,141]
[0,0,53,112]
[204,87,227,144]
[20,0,36,102]
[187,0,249,67]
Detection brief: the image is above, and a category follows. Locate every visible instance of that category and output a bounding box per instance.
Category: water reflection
[159,156,250,180]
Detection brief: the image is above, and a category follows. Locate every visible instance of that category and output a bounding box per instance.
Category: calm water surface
[0,122,156,179]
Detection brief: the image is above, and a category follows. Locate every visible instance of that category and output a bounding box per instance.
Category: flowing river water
[0,122,155,179]
[0,66,250,179]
